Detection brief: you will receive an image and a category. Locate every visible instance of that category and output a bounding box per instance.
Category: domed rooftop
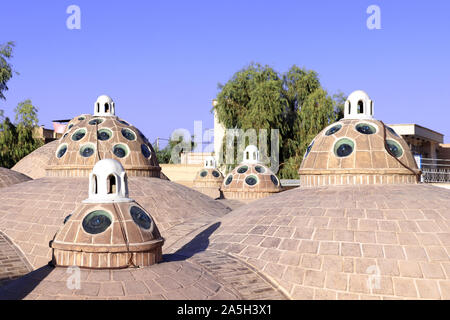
[0,95,233,270]
[11,140,58,179]
[0,168,31,189]
[46,95,159,177]
[51,159,164,269]
[192,156,224,199]
[299,91,420,187]
[203,90,450,300]
[221,145,281,200]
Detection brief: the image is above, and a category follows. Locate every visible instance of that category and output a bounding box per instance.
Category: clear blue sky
[1,0,449,146]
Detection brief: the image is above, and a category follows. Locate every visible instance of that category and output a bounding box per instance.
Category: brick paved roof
[208,184,450,299]
[0,168,31,189]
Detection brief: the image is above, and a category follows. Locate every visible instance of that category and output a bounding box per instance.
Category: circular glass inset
[121,128,136,141]
[82,210,112,235]
[130,206,152,230]
[63,214,72,224]
[113,144,129,158]
[97,128,112,141]
[67,124,73,130]
[305,141,314,158]
[245,175,258,186]
[334,138,354,157]
[78,116,86,121]
[270,174,279,186]
[255,165,266,173]
[71,128,86,141]
[356,123,376,135]
[325,124,342,136]
[386,140,403,158]
[89,118,104,125]
[62,133,68,139]
[56,144,68,158]
[225,175,233,185]
[80,144,95,157]
[141,144,151,158]
[200,170,208,177]
[118,119,129,126]
[387,126,399,137]
[212,170,220,178]
[237,166,248,174]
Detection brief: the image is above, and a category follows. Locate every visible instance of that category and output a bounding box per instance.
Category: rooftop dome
[51,159,164,269]
[221,145,281,201]
[299,92,420,187]
[46,96,160,177]
[205,90,450,300]
[192,156,224,199]
[11,140,58,179]
[0,167,31,189]
[0,95,232,270]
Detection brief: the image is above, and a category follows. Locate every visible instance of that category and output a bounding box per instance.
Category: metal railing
[421,158,450,183]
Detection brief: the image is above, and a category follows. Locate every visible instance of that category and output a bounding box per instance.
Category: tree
[0,100,43,168]
[0,41,16,101]
[214,63,346,179]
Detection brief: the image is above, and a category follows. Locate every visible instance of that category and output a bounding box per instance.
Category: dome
[47,113,160,177]
[51,159,164,269]
[0,176,231,269]
[11,140,58,179]
[221,163,281,200]
[192,164,224,199]
[0,167,31,189]
[299,119,420,187]
[204,90,450,300]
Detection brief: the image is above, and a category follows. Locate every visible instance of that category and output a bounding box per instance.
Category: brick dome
[299,93,420,187]
[11,140,58,179]
[47,113,160,177]
[0,167,31,189]
[51,159,164,269]
[210,184,450,299]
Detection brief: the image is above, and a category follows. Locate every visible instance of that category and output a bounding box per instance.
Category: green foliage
[214,63,346,179]
[0,41,16,100]
[0,100,43,168]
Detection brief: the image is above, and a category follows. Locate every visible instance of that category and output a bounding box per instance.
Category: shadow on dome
[163,222,221,262]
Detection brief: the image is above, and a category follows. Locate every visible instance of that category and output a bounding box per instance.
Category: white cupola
[204,156,216,169]
[94,95,115,116]
[84,159,131,203]
[344,90,374,120]
[243,145,259,164]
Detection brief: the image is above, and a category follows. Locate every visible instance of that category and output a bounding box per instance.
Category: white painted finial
[94,95,115,116]
[204,156,216,169]
[243,145,259,164]
[344,90,374,120]
[84,159,131,203]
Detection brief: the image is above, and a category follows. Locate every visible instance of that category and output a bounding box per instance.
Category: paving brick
[393,278,418,298]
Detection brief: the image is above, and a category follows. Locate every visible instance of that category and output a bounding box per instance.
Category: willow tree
[214,63,345,179]
[0,100,43,168]
[0,41,16,101]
